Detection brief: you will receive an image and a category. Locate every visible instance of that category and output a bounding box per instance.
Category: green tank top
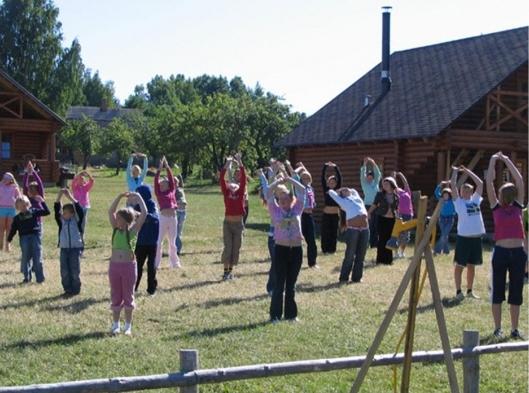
[112,228,137,252]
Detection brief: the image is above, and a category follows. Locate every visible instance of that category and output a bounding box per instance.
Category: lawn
[0,169,527,393]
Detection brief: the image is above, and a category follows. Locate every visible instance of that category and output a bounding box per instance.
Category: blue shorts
[0,207,16,218]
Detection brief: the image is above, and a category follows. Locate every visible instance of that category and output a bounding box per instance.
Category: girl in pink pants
[154,156,180,269]
[108,191,147,336]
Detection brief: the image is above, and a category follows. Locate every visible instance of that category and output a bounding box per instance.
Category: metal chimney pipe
[381,6,392,93]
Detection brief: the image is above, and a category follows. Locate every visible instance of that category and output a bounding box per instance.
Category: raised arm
[462,166,483,196]
[234,153,246,192]
[500,153,524,203]
[321,163,329,191]
[154,157,164,196]
[371,158,382,184]
[258,169,269,197]
[32,169,44,197]
[126,155,134,182]
[63,188,84,226]
[130,192,147,232]
[485,154,499,207]
[22,170,30,195]
[327,189,342,208]
[139,154,148,183]
[450,167,460,200]
[284,160,296,177]
[54,189,64,226]
[165,164,175,192]
[266,176,285,201]
[31,195,50,217]
[397,172,410,193]
[434,184,443,200]
[286,176,306,197]
[108,193,127,227]
[334,163,342,188]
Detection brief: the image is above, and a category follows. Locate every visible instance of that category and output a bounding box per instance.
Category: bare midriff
[323,206,340,214]
[275,239,303,248]
[160,208,176,217]
[496,238,525,248]
[111,249,135,263]
[347,215,368,229]
[225,215,243,222]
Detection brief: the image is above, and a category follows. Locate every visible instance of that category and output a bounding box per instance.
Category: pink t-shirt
[268,197,304,243]
[0,183,20,207]
[397,187,414,217]
[492,202,525,241]
[72,178,94,208]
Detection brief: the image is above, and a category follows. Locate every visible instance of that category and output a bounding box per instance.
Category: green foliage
[99,117,135,164]
[59,115,100,168]
[82,69,117,108]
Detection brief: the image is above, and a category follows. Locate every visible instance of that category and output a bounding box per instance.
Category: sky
[54,0,528,115]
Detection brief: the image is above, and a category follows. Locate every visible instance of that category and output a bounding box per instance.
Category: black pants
[321,212,339,253]
[270,245,302,320]
[243,204,249,225]
[301,212,318,266]
[365,205,379,248]
[376,215,395,265]
[135,244,157,294]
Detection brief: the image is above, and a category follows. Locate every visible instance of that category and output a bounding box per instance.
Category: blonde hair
[15,195,31,209]
[132,165,142,174]
[499,182,517,206]
[116,207,138,225]
[300,171,312,184]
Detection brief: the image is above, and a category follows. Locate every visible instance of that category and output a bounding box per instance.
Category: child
[175,174,187,256]
[0,172,21,252]
[126,152,148,192]
[486,152,526,339]
[267,174,306,323]
[134,185,159,295]
[154,156,180,269]
[220,153,247,280]
[7,194,50,282]
[108,191,147,335]
[54,189,85,295]
[71,170,95,235]
[360,157,381,248]
[328,187,369,283]
[394,171,414,258]
[22,161,44,208]
[321,162,342,254]
[434,181,456,255]
[450,165,485,300]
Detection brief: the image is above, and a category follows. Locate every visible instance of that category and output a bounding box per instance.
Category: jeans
[270,245,302,320]
[135,244,158,294]
[20,234,43,282]
[301,212,318,266]
[434,215,455,254]
[266,235,276,294]
[175,210,187,254]
[339,228,369,282]
[60,248,81,294]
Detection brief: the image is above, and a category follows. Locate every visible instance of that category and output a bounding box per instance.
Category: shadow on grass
[397,296,464,315]
[0,294,65,310]
[176,320,269,339]
[198,293,269,309]
[160,279,220,293]
[244,223,270,233]
[181,249,219,256]
[3,331,108,350]
[44,297,107,314]
[296,282,343,293]
[0,281,20,289]
[478,334,512,346]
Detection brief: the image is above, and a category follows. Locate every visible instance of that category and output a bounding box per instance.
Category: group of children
[0,151,526,339]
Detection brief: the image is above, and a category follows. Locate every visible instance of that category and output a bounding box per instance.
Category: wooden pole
[400,197,428,393]
[180,350,199,393]
[463,331,480,393]
[350,200,444,393]
[424,247,460,393]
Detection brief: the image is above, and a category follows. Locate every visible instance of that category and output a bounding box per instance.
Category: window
[1,134,11,159]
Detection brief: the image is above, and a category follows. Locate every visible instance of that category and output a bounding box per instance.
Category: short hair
[300,171,312,183]
[117,208,137,225]
[62,204,75,215]
[132,164,142,173]
[366,171,375,178]
[15,195,31,208]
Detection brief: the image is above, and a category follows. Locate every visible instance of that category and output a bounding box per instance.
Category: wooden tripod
[350,198,460,393]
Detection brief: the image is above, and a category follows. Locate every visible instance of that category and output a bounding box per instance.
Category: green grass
[0,169,527,393]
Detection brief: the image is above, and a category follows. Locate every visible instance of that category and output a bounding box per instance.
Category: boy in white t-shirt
[450,165,486,300]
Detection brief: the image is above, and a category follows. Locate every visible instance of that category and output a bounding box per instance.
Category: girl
[220,153,246,280]
[360,157,381,248]
[108,191,147,335]
[328,187,369,283]
[321,162,342,254]
[0,172,21,252]
[23,161,44,208]
[267,174,306,323]
[486,152,526,339]
[368,177,398,265]
[450,165,485,300]
[126,153,148,192]
[395,172,414,259]
[154,156,180,269]
[72,170,95,234]
[7,194,50,282]
[434,181,456,255]
[175,174,187,256]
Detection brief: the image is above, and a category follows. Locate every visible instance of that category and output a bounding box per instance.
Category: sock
[112,321,120,330]
[456,289,462,295]
[228,267,233,273]
[466,289,472,294]
[224,268,229,274]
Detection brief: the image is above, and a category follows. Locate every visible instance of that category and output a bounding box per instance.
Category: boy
[7,195,50,283]
[54,188,85,295]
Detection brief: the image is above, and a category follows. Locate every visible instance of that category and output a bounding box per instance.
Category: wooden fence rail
[0,333,526,393]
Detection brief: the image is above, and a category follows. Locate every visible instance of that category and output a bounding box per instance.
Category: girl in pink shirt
[0,172,21,252]
[395,171,414,258]
[72,171,95,234]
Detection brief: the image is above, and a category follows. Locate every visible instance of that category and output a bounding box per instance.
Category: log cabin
[0,68,65,183]
[280,18,528,233]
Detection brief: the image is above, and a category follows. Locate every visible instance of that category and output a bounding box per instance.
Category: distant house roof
[66,106,140,127]
[280,26,528,147]
[0,68,66,126]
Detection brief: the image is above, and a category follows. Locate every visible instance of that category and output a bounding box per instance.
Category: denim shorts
[0,207,16,218]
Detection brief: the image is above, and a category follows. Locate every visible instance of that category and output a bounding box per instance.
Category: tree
[99,118,135,175]
[83,69,117,108]
[59,116,100,169]
[0,0,63,103]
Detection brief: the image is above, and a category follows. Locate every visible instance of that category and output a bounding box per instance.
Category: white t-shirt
[328,189,367,220]
[454,193,485,236]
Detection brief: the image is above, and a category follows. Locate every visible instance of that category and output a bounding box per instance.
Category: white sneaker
[124,323,132,336]
[111,322,120,335]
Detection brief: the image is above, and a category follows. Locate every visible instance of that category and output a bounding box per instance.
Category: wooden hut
[280,26,528,232]
[0,68,65,182]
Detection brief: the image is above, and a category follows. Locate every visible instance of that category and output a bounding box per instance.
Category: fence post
[463,330,480,393]
[180,349,199,393]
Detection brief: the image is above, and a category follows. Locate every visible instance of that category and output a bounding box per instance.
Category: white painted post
[463,330,480,393]
[180,349,199,393]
